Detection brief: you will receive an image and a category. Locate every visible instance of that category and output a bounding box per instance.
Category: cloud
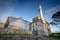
[44,5,60,22]
[50,25,60,33]
[0,8,14,23]
[0,0,14,23]
[44,5,60,33]
[44,5,60,14]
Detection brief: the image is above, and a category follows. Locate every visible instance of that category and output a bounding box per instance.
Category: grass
[49,33,60,38]
[0,33,60,38]
[54,34,60,36]
[0,34,33,36]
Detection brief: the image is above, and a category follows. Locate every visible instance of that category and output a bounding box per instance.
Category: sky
[0,0,60,23]
[0,0,60,33]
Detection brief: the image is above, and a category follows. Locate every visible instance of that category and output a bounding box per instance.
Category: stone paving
[0,35,60,40]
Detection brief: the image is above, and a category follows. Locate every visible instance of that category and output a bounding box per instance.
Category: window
[36,22,37,26]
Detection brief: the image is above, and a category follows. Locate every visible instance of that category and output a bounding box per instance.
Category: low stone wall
[0,28,30,34]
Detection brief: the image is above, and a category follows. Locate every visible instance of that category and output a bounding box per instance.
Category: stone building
[0,23,4,28]
[2,16,32,34]
[29,5,50,36]
[4,16,30,30]
[29,16,50,36]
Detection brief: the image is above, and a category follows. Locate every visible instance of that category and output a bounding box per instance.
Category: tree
[52,12,60,22]
[52,12,60,18]
[50,12,60,25]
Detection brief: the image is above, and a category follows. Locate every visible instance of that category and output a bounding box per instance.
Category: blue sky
[0,0,60,33]
[0,0,60,23]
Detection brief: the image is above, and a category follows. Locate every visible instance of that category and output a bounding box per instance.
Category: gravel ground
[0,35,60,40]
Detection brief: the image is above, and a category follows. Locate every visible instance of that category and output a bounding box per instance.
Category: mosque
[2,5,51,35]
[29,5,50,36]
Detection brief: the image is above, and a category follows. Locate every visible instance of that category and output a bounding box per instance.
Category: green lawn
[49,33,60,38]
[54,34,60,36]
[0,33,60,38]
[0,34,33,36]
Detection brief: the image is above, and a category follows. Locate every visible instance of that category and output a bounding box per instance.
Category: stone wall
[0,28,31,34]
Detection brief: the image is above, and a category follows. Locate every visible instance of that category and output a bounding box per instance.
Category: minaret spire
[39,5,45,23]
[39,5,50,36]
[39,5,43,19]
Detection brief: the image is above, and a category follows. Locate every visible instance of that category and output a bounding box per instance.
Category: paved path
[0,35,60,40]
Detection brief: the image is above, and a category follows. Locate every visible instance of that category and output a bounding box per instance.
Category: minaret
[39,5,43,19]
[39,5,45,23]
[39,5,50,36]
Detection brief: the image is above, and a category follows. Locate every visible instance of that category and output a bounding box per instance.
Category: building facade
[29,5,50,36]
[29,16,50,36]
[4,16,30,30]
[0,23,4,28]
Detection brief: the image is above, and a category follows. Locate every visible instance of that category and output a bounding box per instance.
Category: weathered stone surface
[0,35,60,40]
[0,28,31,34]
[4,16,30,30]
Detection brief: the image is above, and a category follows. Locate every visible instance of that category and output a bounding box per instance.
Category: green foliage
[52,12,60,19]
[50,12,60,24]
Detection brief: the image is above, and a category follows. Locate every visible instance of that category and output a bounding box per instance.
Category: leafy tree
[50,12,60,25]
[52,12,60,22]
[52,12,60,18]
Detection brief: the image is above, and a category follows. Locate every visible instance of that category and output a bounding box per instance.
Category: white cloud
[44,5,60,14]
[0,7,13,23]
[50,24,60,33]
[0,0,14,23]
[44,5,60,23]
